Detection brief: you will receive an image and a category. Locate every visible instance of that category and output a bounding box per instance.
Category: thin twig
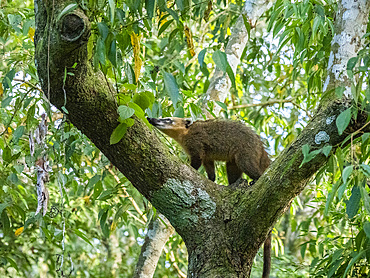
[107,167,148,222]
[227,97,297,110]
[13,78,44,93]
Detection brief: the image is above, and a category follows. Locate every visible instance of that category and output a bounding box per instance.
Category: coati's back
[184,120,269,172]
[147,117,270,182]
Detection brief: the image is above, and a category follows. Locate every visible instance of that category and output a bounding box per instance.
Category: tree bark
[34,0,370,277]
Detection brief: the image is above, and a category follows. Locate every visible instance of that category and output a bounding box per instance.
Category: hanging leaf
[346,186,361,219]
[336,108,351,135]
[130,32,142,82]
[163,71,179,108]
[146,0,156,20]
[364,222,370,239]
[56,4,78,22]
[110,123,127,145]
[108,0,115,24]
[342,165,353,184]
[198,48,207,68]
[212,50,228,72]
[184,25,195,56]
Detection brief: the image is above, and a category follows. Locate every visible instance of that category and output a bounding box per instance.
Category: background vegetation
[1,0,369,277]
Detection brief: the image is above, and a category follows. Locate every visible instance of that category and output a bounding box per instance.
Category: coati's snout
[147,117,192,130]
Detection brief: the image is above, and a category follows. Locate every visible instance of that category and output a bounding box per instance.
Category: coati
[147,117,270,184]
[147,117,272,278]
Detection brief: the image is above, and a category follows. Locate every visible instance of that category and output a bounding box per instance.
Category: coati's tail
[262,232,272,278]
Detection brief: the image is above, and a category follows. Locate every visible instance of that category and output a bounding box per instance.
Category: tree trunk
[33,0,370,277]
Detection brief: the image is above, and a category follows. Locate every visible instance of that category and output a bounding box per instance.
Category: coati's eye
[185,119,192,128]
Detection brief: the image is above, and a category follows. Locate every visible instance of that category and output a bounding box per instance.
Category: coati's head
[147,117,193,143]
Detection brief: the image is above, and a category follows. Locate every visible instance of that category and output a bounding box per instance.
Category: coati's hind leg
[203,160,215,182]
[235,153,264,182]
[226,160,243,185]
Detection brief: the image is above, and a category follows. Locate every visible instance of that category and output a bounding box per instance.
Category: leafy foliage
[1,0,370,277]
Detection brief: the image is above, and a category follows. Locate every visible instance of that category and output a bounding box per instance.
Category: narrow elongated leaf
[342,250,365,278]
[146,0,156,20]
[212,50,228,72]
[360,185,370,214]
[364,222,370,239]
[198,48,207,68]
[342,165,353,184]
[56,4,78,22]
[346,186,361,218]
[110,123,127,145]
[74,229,94,247]
[158,20,173,37]
[109,0,115,24]
[163,71,179,107]
[336,108,351,135]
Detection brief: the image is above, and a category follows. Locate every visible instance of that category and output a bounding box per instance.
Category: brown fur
[147,117,270,184]
[147,117,272,278]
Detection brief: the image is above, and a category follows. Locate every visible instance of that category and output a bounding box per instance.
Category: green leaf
[336,108,351,136]
[163,71,179,108]
[92,181,103,200]
[226,64,236,90]
[212,50,228,72]
[198,48,207,68]
[118,105,135,121]
[123,83,137,91]
[342,250,365,278]
[13,125,25,143]
[97,22,109,41]
[242,14,251,37]
[364,222,370,239]
[342,165,353,184]
[110,123,127,145]
[146,0,156,20]
[108,40,117,67]
[56,4,78,22]
[324,181,340,216]
[74,229,94,248]
[5,256,19,271]
[108,0,115,24]
[1,211,10,235]
[335,86,345,98]
[87,175,101,189]
[322,145,332,157]
[3,146,11,162]
[347,56,358,71]
[133,91,155,111]
[300,144,321,167]
[346,186,361,219]
[0,203,9,216]
[360,185,370,214]
[98,189,114,201]
[128,102,145,119]
[215,101,228,111]
[96,38,106,65]
[158,19,173,37]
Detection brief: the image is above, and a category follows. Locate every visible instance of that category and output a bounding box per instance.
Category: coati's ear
[185,119,193,128]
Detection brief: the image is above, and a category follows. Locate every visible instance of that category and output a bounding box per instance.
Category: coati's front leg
[203,160,215,182]
[226,160,243,185]
[190,155,202,170]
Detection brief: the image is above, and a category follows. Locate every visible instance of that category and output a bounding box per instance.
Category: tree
[1,0,370,277]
